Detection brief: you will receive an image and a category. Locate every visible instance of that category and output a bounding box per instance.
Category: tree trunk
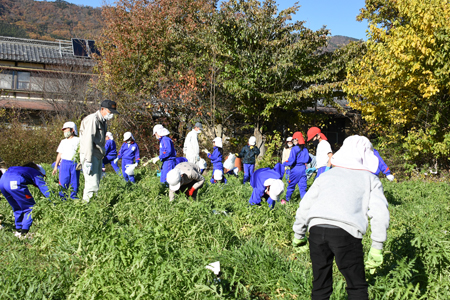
[254,126,266,158]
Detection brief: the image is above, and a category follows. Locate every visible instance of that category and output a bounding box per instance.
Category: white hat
[123,132,135,141]
[249,136,256,146]
[153,124,163,135]
[213,137,223,148]
[264,179,284,201]
[106,132,114,140]
[37,164,46,176]
[157,128,170,136]
[62,121,78,136]
[167,168,182,191]
[286,137,293,142]
[331,135,379,173]
[197,158,207,170]
[213,169,223,181]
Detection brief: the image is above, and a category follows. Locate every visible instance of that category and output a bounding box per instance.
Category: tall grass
[0,165,449,299]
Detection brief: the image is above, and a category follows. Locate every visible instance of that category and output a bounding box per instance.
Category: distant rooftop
[0,36,96,67]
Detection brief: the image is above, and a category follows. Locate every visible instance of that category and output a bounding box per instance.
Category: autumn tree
[214,0,361,152]
[346,0,450,169]
[97,0,221,155]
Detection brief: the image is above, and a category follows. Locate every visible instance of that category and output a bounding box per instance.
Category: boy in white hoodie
[292,135,390,300]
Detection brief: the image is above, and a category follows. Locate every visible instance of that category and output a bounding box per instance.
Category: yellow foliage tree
[346,0,450,169]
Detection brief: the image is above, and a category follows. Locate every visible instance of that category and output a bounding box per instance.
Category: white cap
[62,121,78,136]
[197,158,207,169]
[213,169,223,181]
[213,137,223,148]
[249,136,256,146]
[106,132,113,140]
[157,128,170,136]
[123,132,135,141]
[167,168,182,191]
[37,164,46,176]
[153,124,163,135]
[264,179,284,201]
[286,137,293,142]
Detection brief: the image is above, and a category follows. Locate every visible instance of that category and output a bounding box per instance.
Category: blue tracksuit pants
[0,182,35,230]
[243,163,254,183]
[160,158,176,183]
[59,159,80,200]
[103,157,120,174]
[284,167,291,181]
[122,159,135,183]
[285,167,307,201]
[249,193,276,209]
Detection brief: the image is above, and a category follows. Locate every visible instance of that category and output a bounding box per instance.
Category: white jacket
[183,130,200,158]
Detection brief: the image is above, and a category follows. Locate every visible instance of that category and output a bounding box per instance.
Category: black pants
[309,226,368,300]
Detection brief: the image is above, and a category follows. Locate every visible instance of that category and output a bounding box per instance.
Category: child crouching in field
[292,135,390,300]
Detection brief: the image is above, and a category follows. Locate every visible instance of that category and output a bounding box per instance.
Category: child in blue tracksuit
[102,132,120,174]
[151,127,177,183]
[236,136,260,183]
[373,149,395,181]
[249,163,285,209]
[52,121,80,200]
[0,163,50,236]
[204,137,224,177]
[117,132,140,183]
[282,132,311,203]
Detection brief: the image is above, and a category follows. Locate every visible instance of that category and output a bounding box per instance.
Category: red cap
[319,133,328,141]
[292,132,305,145]
[307,127,321,141]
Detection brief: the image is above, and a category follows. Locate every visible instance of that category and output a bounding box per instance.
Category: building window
[17,72,31,90]
[0,71,14,89]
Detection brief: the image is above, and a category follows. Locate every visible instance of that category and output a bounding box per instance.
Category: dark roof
[0,36,95,67]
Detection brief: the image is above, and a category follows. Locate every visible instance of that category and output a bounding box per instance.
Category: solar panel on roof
[72,38,88,57]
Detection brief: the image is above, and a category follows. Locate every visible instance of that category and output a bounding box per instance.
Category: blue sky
[46,0,369,39]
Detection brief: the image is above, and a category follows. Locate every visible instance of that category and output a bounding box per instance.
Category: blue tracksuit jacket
[118,142,140,182]
[0,166,50,230]
[208,147,223,171]
[249,163,284,209]
[283,146,311,201]
[159,136,177,183]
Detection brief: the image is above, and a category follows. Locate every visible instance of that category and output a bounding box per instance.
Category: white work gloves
[84,162,92,175]
[114,157,119,164]
[151,157,160,164]
[202,149,210,154]
[386,175,395,181]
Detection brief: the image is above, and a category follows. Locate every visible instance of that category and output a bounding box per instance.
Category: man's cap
[249,136,256,146]
[101,99,119,114]
[194,122,203,129]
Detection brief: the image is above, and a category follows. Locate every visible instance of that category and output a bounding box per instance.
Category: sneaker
[281,199,287,205]
[14,231,22,238]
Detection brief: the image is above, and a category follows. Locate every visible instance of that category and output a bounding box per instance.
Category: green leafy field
[0,165,449,299]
